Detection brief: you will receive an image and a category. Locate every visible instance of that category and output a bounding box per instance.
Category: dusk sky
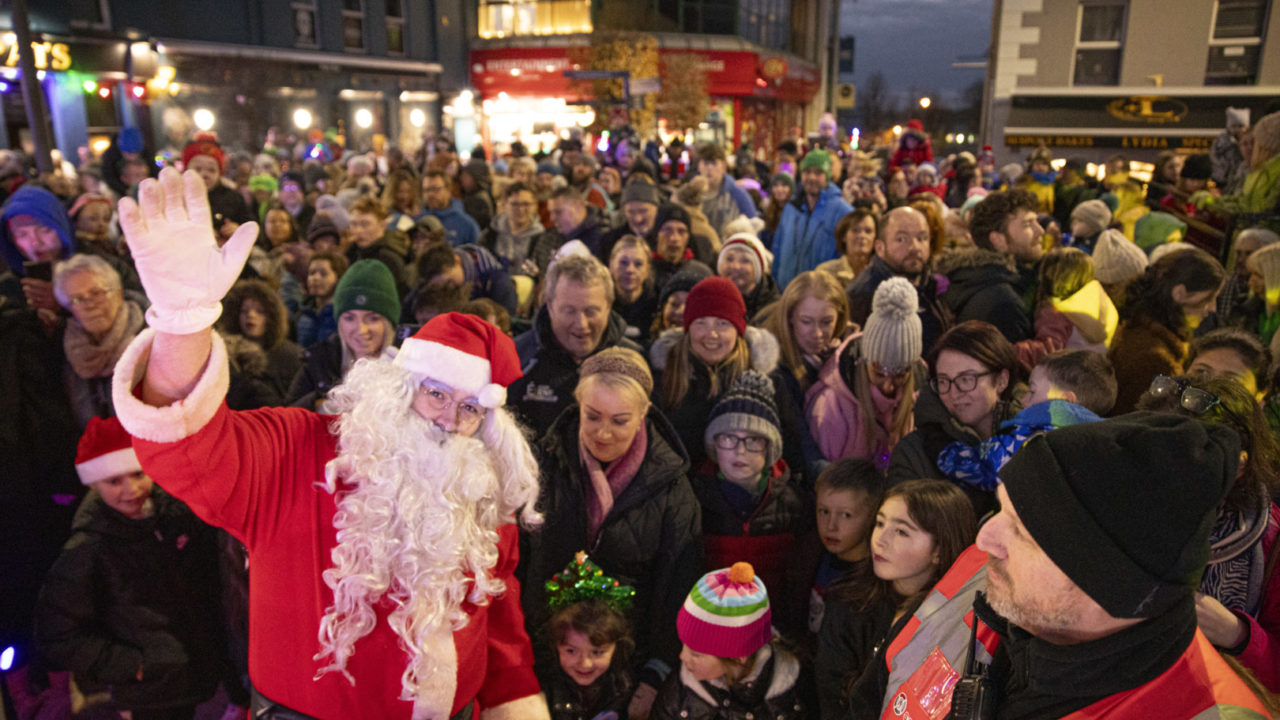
[841,0,993,109]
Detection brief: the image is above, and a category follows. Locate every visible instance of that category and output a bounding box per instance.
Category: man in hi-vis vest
[882,414,1271,720]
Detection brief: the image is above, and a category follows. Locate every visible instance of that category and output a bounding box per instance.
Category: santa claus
[109,167,550,719]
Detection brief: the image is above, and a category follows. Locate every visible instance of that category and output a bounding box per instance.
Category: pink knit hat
[676,562,772,658]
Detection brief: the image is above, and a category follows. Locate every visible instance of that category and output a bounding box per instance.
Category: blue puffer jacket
[418,198,482,247]
[771,183,852,290]
[0,185,75,274]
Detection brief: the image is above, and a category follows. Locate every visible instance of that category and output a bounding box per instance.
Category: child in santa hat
[34,416,228,720]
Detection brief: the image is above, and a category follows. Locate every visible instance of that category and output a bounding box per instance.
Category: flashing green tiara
[545,551,636,612]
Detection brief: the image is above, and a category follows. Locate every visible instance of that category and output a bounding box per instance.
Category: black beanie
[652,203,691,237]
[999,412,1239,619]
[1181,154,1213,181]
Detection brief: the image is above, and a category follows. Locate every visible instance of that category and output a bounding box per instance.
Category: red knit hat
[182,132,225,174]
[683,276,746,335]
[76,416,142,486]
[394,312,522,408]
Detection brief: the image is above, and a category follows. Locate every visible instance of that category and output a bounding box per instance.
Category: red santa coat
[112,330,544,720]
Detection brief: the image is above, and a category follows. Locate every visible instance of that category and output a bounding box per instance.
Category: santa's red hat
[394,312,522,408]
[76,416,142,486]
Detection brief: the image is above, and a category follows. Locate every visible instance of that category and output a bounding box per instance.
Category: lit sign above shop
[1,39,72,72]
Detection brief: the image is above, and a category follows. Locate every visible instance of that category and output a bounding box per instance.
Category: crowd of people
[4,102,1280,720]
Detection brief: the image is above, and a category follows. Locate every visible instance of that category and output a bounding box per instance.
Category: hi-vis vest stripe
[880,545,994,719]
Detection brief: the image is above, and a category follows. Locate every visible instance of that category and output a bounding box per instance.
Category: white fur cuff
[111,329,230,443]
[480,693,551,720]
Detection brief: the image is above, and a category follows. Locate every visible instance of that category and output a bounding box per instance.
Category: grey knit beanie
[1092,229,1148,285]
[704,370,783,467]
[1070,199,1112,238]
[861,277,922,373]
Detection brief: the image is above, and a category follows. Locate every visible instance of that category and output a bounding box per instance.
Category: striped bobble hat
[677,562,772,658]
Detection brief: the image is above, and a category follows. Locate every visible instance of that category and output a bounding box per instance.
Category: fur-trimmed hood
[648,325,780,374]
[932,246,1016,275]
[678,644,800,705]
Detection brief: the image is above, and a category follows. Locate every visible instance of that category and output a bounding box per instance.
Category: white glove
[119,167,258,335]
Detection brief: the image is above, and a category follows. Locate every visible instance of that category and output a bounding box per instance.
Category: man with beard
[846,206,950,353]
[771,149,851,289]
[109,168,550,720]
[865,415,1271,719]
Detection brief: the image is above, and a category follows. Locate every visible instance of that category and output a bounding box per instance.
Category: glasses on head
[68,288,116,306]
[1148,374,1253,445]
[714,433,768,454]
[417,383,485,427]
[930,370,995,395]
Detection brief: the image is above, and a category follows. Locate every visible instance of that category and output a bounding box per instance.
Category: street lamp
[193,108,215,131]
[293,108,313,130]
[409,108,426,128]
[919,97,932,109]
[355,108,374,129]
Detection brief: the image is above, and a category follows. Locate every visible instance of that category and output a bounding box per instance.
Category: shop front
[469,42,819,153]
[1002,89,1277,161]
[0,31,155,160]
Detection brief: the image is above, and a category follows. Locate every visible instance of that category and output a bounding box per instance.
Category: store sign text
[2,41,72,72]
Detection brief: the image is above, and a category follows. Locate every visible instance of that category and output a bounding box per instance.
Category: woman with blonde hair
[650,276,779,469]
[521,346,702,720]
[767,270,850,484]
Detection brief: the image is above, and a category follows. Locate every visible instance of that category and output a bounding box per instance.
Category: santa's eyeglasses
[417,383,485,426]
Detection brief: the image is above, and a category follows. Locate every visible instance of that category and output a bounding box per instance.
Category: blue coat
[771,184,852,290]
[418,199,482,247]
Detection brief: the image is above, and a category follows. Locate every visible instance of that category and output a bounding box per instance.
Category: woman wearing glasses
[1109,247,1225,414]
[53,253,145,426]
[806,277,926,472]
[888,320,1023,518]
[1137,373,1280,693]
[520,347,702,720]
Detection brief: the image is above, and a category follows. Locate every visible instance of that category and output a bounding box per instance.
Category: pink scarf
[580,423,648,542]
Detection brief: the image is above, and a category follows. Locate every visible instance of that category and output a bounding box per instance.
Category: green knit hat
[799,149,832,177]
[333,259,401,325]
[248,173,278,193]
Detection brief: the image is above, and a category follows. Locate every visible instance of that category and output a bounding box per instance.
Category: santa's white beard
[313,358,514,702]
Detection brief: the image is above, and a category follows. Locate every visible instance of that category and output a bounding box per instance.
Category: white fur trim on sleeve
[480,693,551,720]
[110,328,230,444]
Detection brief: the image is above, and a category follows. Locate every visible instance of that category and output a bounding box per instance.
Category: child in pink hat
[651,562,807,719]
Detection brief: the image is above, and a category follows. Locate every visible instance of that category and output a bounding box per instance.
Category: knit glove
[119,167,257,334]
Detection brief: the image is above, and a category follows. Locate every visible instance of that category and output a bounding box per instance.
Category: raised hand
[119,167,258,335]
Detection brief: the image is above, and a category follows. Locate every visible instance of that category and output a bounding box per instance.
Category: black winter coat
[541,664,634,720]
[0,303,82,647]
[34,487,226,711]
[743,274,781,323]
[286,333,344,409]
[519,408,703,688]
[510,306,642,431]
[888,385,1019,519]
[846,256,951,356]
[346,235,409,299]
[651,646,806,720]
[934,248,1033,344]
[815,593,897,720]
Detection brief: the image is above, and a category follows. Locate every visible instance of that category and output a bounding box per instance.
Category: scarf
[1201,495,1271,617]
[580,422,648,542]
[63,300,144,378]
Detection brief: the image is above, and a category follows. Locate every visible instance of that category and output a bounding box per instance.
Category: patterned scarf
[1200,496,1270,616]
[63,301,144,378]
[580,423,648,543]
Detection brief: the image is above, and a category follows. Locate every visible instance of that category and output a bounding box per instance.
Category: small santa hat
[76,416,142,486]
[719,232,773,283]
[394,312,522,409]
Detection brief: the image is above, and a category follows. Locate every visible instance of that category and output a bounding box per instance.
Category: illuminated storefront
[470,41,818,152]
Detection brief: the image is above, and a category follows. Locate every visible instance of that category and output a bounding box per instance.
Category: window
[1206,0,1269,84]
[386,0,405,55]
[477,0,591,38]
[292,0,318,48]
[343,0,365,51]
[1072,3,1126,85]
[69,0,111,30]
